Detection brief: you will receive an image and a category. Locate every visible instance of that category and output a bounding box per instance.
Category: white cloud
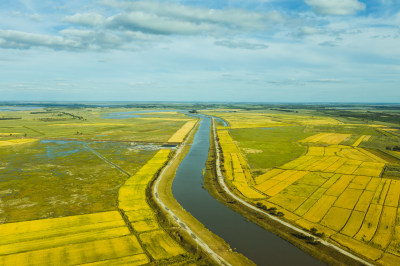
[102,0,283,35]
[0,30,79,50]
[305,0,366,15]
[63,13,105,27]
[107,12,217,35]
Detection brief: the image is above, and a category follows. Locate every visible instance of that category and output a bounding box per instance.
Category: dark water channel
[172,116,324,265]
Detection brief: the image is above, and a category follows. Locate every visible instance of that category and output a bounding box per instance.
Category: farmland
[0,150,189,264]
[208,107,400,265]
[0,106,201,265]
[2,102,400,265]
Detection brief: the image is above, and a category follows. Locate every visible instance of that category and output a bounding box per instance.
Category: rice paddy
[167,121,197,143]
[0,138,38,147]
[0,107,198,265]
[212,109,400,264]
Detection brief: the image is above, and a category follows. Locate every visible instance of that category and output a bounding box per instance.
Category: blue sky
[0,0,399,102]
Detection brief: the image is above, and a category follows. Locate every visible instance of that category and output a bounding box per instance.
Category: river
[171,116,324,265]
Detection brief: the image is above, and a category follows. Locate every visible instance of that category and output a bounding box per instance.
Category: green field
[0,139,157,223]
[0,107,195,223]
[230,126,311,175]
[0,107,191,142]
[210,105,400,265]
[0,105,202,265]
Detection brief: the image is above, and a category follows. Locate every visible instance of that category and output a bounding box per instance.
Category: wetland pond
[172,115,324,265]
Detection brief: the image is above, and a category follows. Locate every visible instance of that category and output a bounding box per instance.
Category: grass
[0,107,198,224]
[0,139,156,223]
[230,126,311,173]
[0,107,206,265]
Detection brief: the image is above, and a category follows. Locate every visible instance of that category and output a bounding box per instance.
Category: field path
[211,119,375,266]
[84,143,130,176]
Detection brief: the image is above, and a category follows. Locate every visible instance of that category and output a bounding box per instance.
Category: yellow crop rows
[370,206,397,249]
[325,175,354,197]
[215,120,400,263]
[0,211,147,264]
[300,133,351,145]
[0,147,190,264]
[331,233,383,261]
[334,188,363,209]
[341,210,365,237]
[262,171,308,196]
[167,120,196,142]
[0,138,38,147]
[139,230,186,260]
[347,175,371,190]
[355,204,383,242]
[384,180,400,207]
[320,207,352,231]
[0,235,148,266]
[254,168,284,184]
[218,129,265,199]
[118,149,187,260]
[303,195,337,223]
[352,135,371,147]
[354,190,375,212]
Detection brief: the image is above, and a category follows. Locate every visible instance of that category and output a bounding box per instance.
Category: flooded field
[0,140,157,223]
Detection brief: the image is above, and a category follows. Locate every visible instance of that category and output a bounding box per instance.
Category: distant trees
[386,146,400,151]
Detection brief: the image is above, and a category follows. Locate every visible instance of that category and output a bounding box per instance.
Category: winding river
[172,116,324,265]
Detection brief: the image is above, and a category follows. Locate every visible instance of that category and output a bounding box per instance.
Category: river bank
[148,118,252,265]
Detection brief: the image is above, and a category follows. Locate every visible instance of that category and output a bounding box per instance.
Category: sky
[0,0,399,102]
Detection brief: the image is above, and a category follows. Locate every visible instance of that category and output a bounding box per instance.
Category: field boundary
[211,118,375,266]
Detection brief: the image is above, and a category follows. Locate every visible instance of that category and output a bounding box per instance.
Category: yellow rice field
[352,135,371,147]
[218,129,264,199]
[216,122,400,264]
[0,147,189,264]
[341,210,365,237]
[167,120,196,142]
[300,133,351,145]
[139,230,186,260]
[302,195,337,223]
[205,111,342,129]
[0,138,38,147]
[320,207,351,231]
